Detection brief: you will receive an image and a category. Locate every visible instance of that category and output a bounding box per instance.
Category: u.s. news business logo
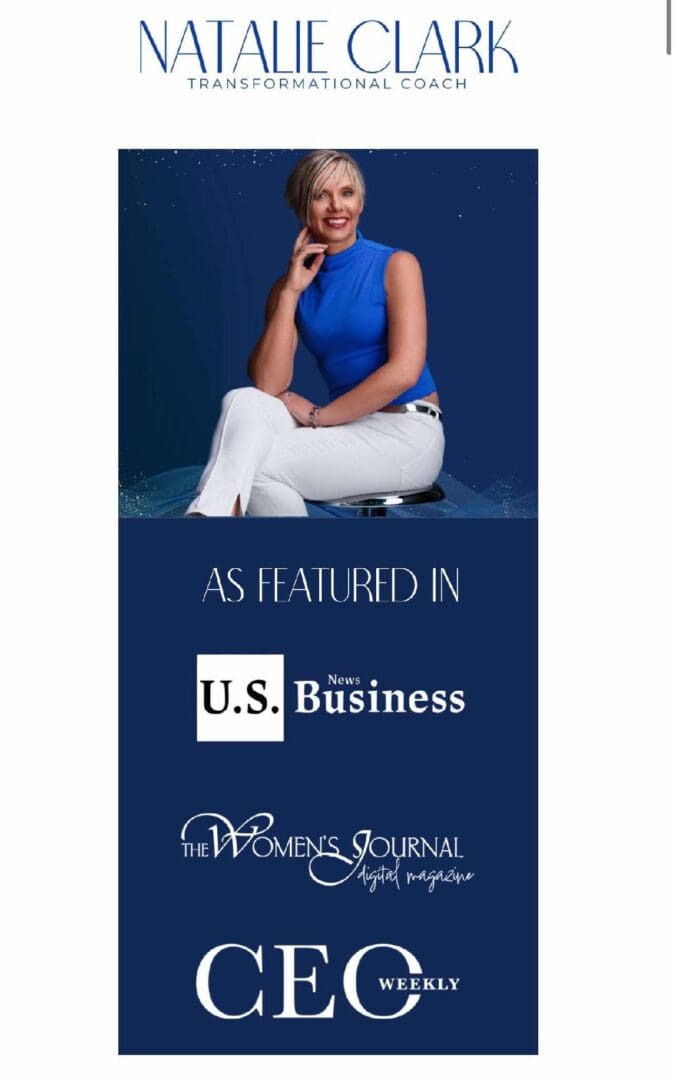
[196,654,284,742]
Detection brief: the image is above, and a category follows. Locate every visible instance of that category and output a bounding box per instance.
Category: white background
[196,654,284,741]
[3,1,674,1076]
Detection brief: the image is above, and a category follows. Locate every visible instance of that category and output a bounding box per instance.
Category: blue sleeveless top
[296,232,437,406]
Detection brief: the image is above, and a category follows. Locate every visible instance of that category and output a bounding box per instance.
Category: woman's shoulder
[364,237,420,267]
[362,238,421,284]
[383,249,423,287]
[362,236,407,257]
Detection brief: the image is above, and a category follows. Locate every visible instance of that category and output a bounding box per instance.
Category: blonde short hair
[284,150,366,224]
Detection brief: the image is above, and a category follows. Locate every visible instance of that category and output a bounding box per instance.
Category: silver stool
[314,483,445,518]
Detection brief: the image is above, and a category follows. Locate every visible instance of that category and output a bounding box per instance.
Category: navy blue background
[119,518,537,1053]
[119,150,537,493]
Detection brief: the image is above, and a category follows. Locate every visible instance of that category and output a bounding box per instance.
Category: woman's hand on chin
[283,226,328,295]
[278,391,316,426]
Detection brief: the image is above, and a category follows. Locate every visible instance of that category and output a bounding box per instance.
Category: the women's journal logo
[180,812,475,894]
[138,17,519,92]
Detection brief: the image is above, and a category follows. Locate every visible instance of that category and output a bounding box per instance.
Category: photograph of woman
[186,149,444,517]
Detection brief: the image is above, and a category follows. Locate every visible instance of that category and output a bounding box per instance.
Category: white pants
[187,387,445,517]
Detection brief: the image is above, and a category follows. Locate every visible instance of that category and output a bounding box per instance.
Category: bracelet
[308,405,322,429]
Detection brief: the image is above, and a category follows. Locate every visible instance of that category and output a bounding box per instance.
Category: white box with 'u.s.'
[196,654,285,742]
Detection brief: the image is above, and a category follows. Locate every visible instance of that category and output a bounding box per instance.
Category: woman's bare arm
[247,227,327,396]
[247,278,299,395]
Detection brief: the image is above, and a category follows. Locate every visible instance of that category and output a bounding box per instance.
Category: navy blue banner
[119,518,537,1053]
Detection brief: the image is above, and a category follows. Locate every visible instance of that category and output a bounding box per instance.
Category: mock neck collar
[320,230,365,272]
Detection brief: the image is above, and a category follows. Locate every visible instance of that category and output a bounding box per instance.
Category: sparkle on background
[121,148,533,230]
[119,149,537,504]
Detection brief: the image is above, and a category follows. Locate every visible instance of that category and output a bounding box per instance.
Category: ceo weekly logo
[196,654,284,742]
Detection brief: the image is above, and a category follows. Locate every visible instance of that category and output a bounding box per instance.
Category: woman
[186,149,444,517]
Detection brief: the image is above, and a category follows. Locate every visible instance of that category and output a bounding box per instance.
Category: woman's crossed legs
[187,387,443,517]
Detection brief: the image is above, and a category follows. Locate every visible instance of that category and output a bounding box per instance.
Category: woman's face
[306,165,363,249]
